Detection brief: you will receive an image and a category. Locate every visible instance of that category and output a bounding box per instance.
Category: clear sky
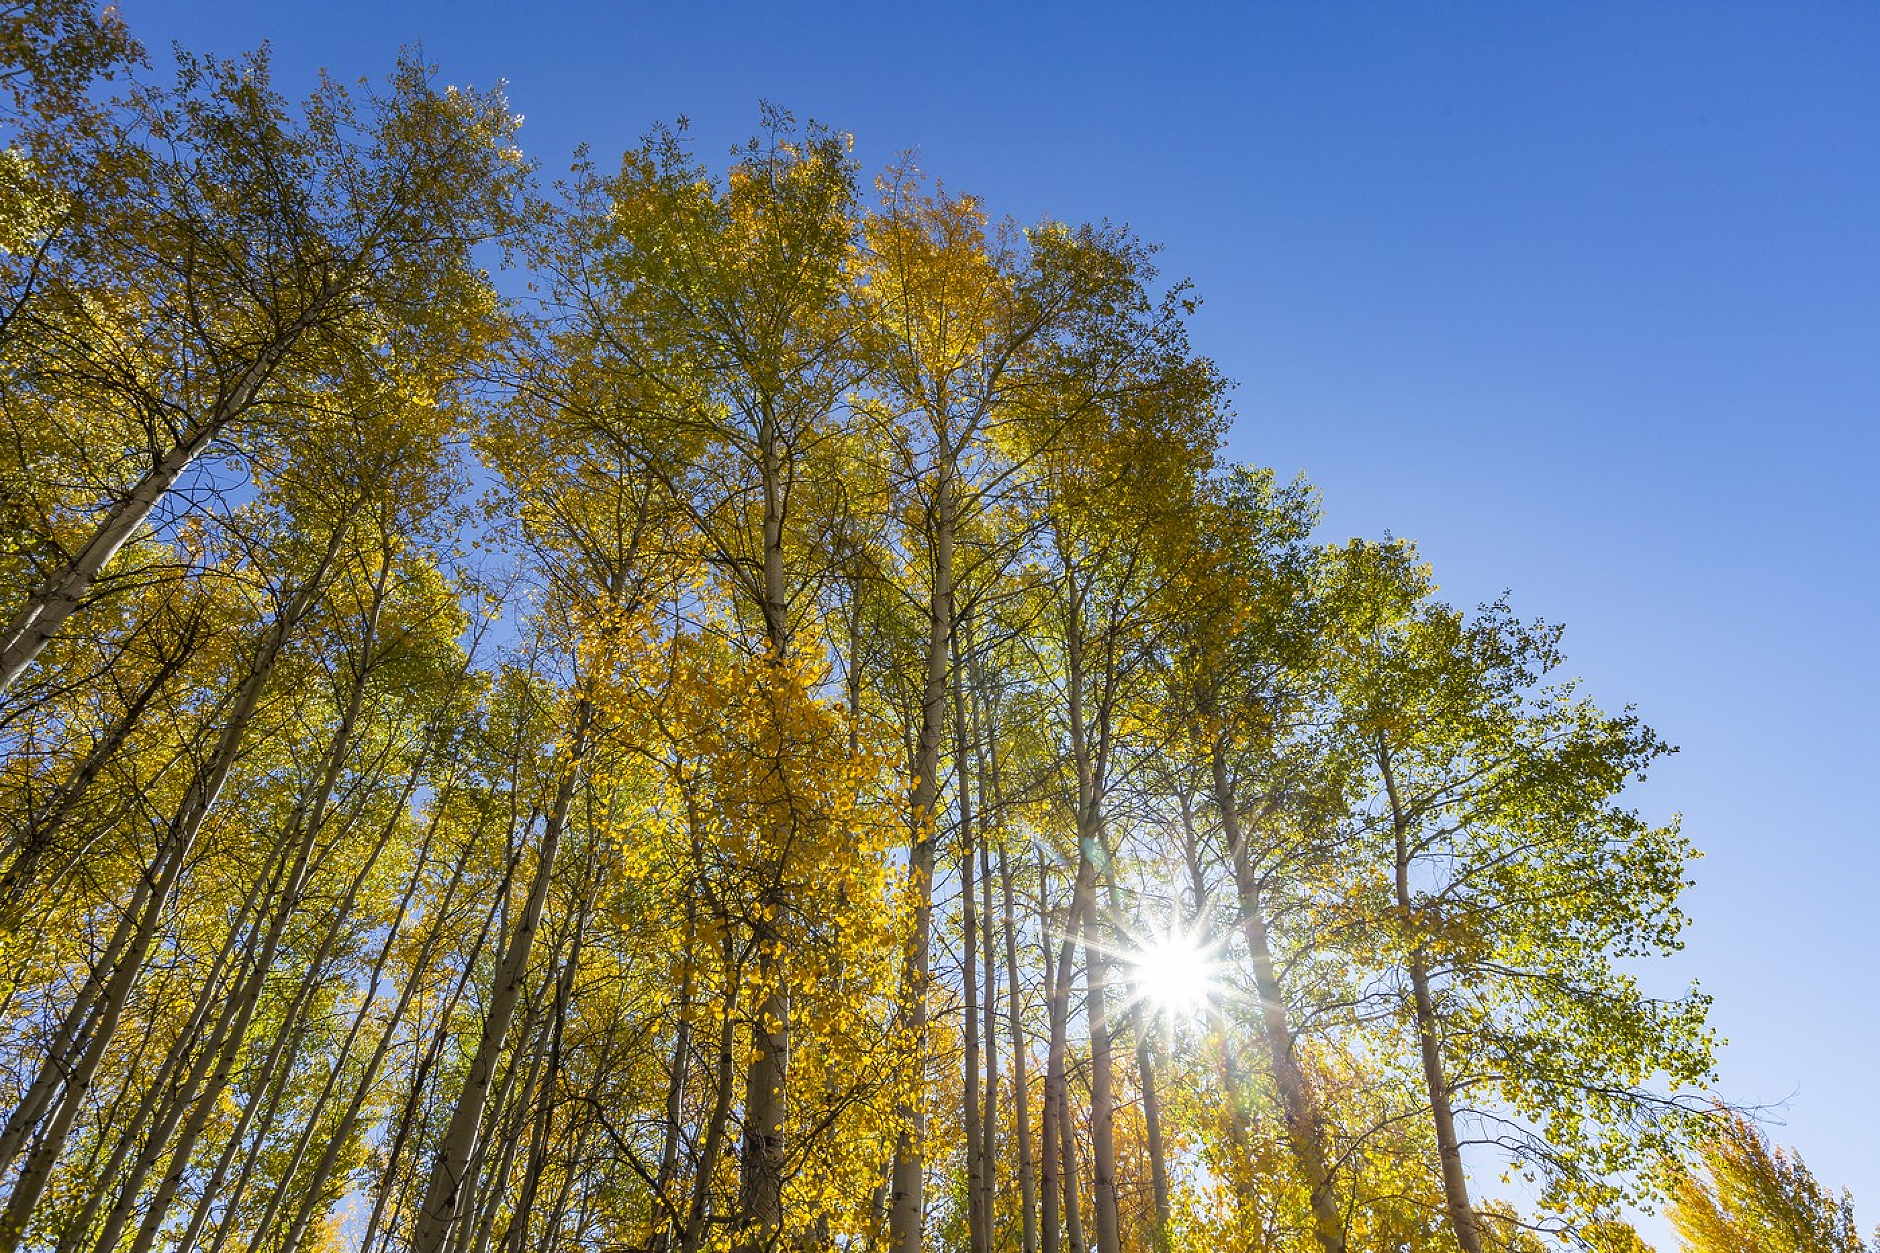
[123,1,1880,1241]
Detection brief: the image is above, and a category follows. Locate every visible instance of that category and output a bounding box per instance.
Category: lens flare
[1128,925,1222,1018]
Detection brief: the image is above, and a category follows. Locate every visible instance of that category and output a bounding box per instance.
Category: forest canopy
[0,9,1739,1253]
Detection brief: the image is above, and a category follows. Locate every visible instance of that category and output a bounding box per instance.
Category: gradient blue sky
[127,1,1880,1239]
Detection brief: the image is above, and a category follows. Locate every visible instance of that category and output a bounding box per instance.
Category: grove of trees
[1,9,1724,1252]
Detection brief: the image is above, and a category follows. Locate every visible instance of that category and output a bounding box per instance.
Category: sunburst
[1125,920,1225,1020]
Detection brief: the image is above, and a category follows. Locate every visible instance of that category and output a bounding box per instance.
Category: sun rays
[1124,920,1226,1021]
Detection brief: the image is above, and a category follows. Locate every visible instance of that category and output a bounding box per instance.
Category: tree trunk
[1131,1001,1171,1250]
[1082,898,1121,1253]
[736,968,788,1249]
[1061,587,1118,1253]
[956,621,988,1253]
[0,526,343,1252]
[1377,736,1482,1253]
[1057,1077,1085,1253]
[411,699,590,1253]
[1100,859,1168,1248]
[979,836,999,1250]
[970,642,999,1249]
[1001,847,1038,1253]
[651,890,701,1250]
[734,406,796,1250]
[890,455,955,1253]
[1105,848,1170,1252]
[683,983,741,1253]
[1213,745,1347,1253]
[1039,863,1070,1253]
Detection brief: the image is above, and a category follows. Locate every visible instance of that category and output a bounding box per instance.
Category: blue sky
[127,1,1880,1239]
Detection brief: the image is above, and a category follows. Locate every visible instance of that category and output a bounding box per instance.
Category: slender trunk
[956,623,987,1253]
[1131,1000,1171,1249]
[0,437,200,694]
[1061,587,1118,1253]
[970,643,999,1248]
[736,407,794,1249]
[890,453,954,1253]
[1105,858,1169,1250]
[0,587,296,1180]
[1057,1076,1084,1253]
[1001,848,1037,1253]
[229,734,460,1253]
[502,1047,559,1253]
[90,877,280,1253]
[3,789,197,1247]
[1039,863,1066,1253]
[1082,899,1120,1253]
[979,836,999,1248]
[736,971,788,1248]
[961,844,985,1247]
[1097,860,1169,1246]
[683,984,741,1253]
[1177,789,1253,1156]
[651,891,701,1249]
[1377,737,1482,1253]
[411,700,591,1253]
[538,1129,585,1253]
[1045,855,1096,1253]
[93,864,289,1253]
[1213,745,1347,1253]
[0,529,342,1252]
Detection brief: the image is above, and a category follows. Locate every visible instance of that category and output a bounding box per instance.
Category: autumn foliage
[0,10,1735,1253]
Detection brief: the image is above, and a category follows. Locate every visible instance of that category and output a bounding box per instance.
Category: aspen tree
[857,172,1070,1253]
[0,50,520,698]
[1011,225,1222,1253]
[1325,538,1713,1246]
[530,108,880,1247]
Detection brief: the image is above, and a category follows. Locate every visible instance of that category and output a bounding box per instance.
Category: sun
[1127,924,1223,1019]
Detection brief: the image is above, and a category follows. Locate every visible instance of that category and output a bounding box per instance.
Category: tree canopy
[0,12,1740,1253]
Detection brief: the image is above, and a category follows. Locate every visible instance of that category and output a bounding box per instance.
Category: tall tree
[856,170,1053,1253]
[1011,222,1223,1253]
[1155,467,1355,1253]
[1327,540,1715,1247]
[0,45,521,697]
